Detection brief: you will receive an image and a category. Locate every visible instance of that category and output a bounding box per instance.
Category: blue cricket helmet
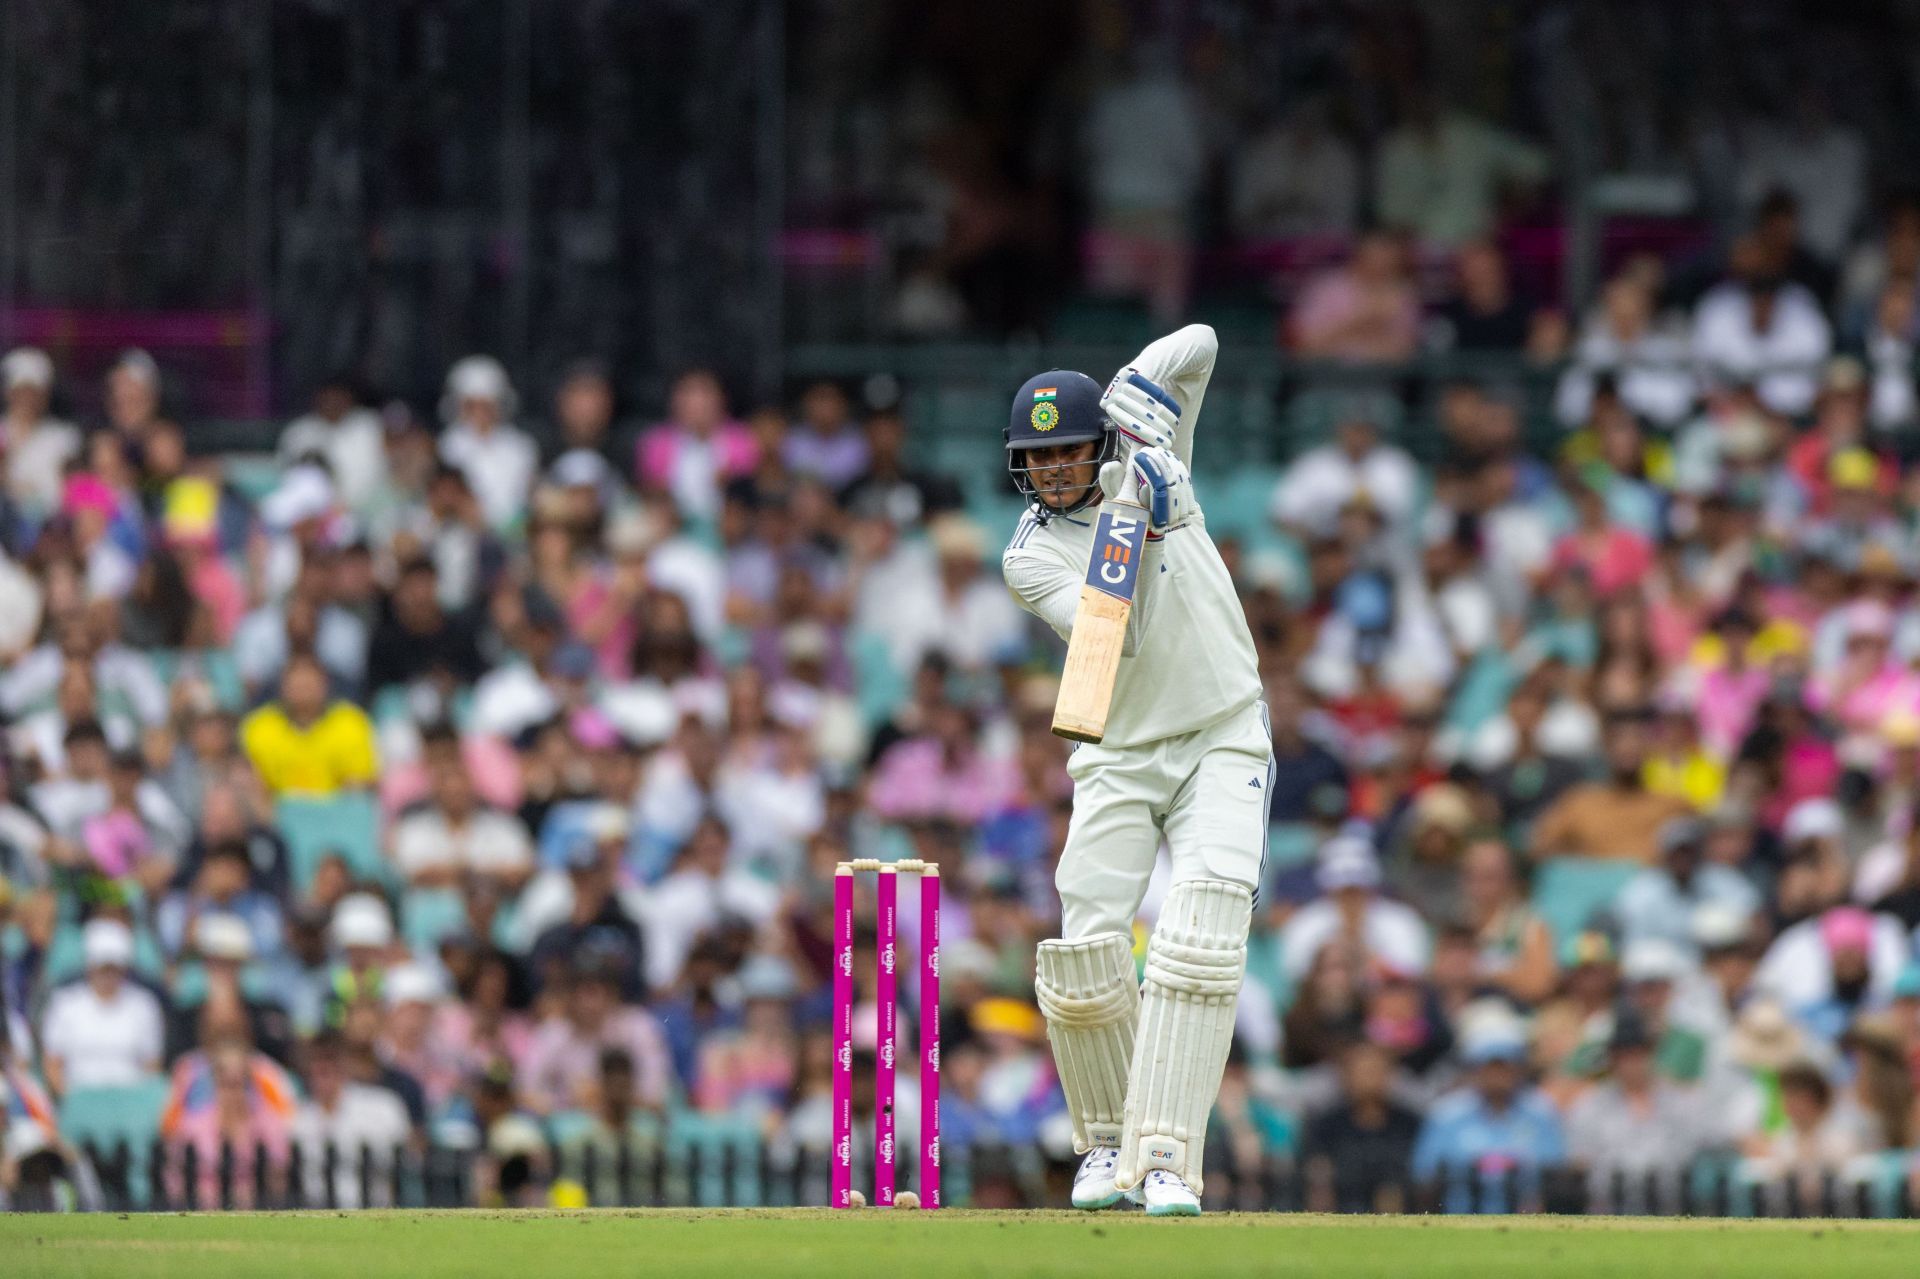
[1006,370,1118,520]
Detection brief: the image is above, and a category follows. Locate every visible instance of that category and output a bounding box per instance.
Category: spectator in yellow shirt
[1642,702,1727,813]
[241,653,378,798]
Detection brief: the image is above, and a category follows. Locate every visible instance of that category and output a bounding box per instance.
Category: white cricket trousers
[1055,698,1274,940]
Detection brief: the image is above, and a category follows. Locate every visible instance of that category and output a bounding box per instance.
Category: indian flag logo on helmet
[1030,400,1060,431]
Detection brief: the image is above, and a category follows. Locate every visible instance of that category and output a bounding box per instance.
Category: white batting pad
[1115,879,1251,1195]
[1035,932,1139,1152]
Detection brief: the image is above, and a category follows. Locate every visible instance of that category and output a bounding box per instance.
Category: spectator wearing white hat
[38,919,163,1095]
[1617,937,1713,1083]
[163,912,295,1067]
[1,347,80,521]
[437,356,537,533]
[1279,833,1431,982]
[324,893,397,1022]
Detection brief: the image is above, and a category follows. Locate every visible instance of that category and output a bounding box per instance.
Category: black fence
[40,1137,1920,1218]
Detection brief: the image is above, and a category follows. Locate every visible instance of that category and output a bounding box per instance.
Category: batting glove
[1101,368,1181,453]
[1127,446,1194,537]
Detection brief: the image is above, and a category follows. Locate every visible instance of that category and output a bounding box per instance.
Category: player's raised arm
[1102,324,1217,469]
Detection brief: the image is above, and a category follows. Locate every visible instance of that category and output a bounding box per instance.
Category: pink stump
[920,866,941,1208]
[875,868,897,1207]
[831,867,853,1208]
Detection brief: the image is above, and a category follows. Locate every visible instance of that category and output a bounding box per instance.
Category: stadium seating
[275,794,385,891]
[1530,857,1640,942]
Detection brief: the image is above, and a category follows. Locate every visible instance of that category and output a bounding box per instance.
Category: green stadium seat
[401,887,468,953]
[1531,857,1640,942]
[59,1077,170,1208]
[668,1110,765,1207]
[849,630,906,731]
[275,793,385,890]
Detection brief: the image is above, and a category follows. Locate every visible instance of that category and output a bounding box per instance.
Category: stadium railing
[57,1136,1920,1218]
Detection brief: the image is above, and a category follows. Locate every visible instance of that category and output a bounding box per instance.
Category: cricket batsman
[1002,325,1270,1216]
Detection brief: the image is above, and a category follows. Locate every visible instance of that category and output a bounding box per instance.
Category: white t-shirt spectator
[1554,323,1697,428]
[1752,912,1909,1010]
[391,807,534,881]
[4,417,81,517]
[1691,281,1832,416]
[439,421,538,532]
[1279,896,1431,982]
[41,980,164,1089]
[279,408,386,515]
[1269,444,1419,539]
[636,869,782,992]
[293,1083,412,1208]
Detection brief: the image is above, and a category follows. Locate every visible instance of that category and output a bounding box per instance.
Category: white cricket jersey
[1001,325,1262,750]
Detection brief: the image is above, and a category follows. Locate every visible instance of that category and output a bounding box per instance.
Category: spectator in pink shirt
[867,702,1019,826]
[1694,611,1773,758]
[1807,601,1906,740]
[517,958,671,1116]
[1553,474,1655,599]
[635,369,757,521]
[1287,231,1421,363]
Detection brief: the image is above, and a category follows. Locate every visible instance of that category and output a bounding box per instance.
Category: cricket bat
[1051,500,1148,743]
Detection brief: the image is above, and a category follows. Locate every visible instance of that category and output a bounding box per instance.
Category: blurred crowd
[12,174,1920,1212]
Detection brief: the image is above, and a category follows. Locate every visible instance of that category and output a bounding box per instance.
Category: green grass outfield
[4,1209,1919,1278]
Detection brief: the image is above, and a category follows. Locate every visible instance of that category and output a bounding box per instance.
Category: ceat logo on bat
[1084,509,1144,600]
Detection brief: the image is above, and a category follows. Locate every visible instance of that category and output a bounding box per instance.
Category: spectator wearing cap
[241,652,379,798]
[518,957,670,1116]
[1530,708,1691,863]
[278,376,385,517]
[39,919,163,1094]
[1770,798,1853,925]
[1613,938,1712,1083]
[1564,1009,1707,1213]
[888,514,1025,678]
[1,347,80,522]
[635,369,756,522]
[324,894,397,1026]
[101,349,162,442]
[291,1027,411,1208]
[1411,1010,1565,1214]
[1755,905,1910,1037]
[1280,834,1431,983]
[164,912,293,1066]
[436,355,537,534]
[1616,817,1763,954]
[366,963,455,1107]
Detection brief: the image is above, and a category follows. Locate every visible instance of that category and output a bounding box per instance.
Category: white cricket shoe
[1137,1170,1201,1218]
[1071,1145,1125,1210]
